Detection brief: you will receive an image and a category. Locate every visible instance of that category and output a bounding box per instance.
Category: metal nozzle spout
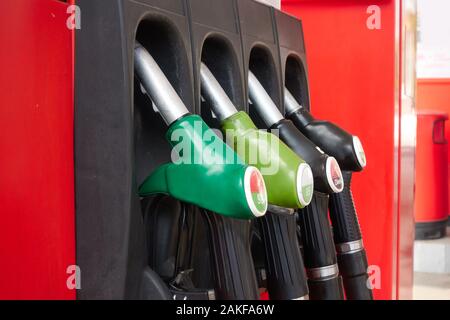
[200,63,238,121]
[134,42,189,125]
[284,87,303,116]
[247,71,284,127]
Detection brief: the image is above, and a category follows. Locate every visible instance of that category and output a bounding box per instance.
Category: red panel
[0,0,75,299]
[282,0,407,299]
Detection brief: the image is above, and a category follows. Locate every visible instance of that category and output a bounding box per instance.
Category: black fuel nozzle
[284,88,373,300]
[248,71,344,195]
[248,72,345,300]
[284,88,366,172]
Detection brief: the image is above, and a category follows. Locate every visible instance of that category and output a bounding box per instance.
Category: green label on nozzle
[297,163,314,207]
[302,185,313,206]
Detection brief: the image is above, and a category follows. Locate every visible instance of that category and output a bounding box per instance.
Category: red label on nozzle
[245,167,268,216]
[327,157,344,193]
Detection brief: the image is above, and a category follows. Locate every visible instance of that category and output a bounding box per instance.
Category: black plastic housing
[75,0,256,300]
[288,108,364,172]
[75,0,316,300]
[275,10,311,111]
[75,0,195,299]
[272,119,336,194]
[237,0,284,123]
[187,0,246,117]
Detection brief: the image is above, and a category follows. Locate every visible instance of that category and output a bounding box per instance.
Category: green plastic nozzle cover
[221,111,313,209]
[139,114,268,219]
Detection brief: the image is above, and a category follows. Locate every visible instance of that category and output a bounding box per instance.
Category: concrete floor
[413,227,450,300]
[413,272,450,300]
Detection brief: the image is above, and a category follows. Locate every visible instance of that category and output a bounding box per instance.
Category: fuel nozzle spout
[200,63,239,121]
[134,43,268,219]
[247,71,343,194]
[284,88,366,172]
[247,71,284,127]
[200,63,314,209]
[134,42,190,125]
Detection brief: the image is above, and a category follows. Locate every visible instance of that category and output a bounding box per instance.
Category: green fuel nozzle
[200,63,313,209]
[248,71,344,194]
[134,43,267,219]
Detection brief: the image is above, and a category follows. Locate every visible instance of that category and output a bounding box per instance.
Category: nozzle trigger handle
[329,171,373,300]
[258,212,309,300]
[202,212,260,300]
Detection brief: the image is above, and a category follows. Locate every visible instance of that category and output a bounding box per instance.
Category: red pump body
[0,0,75,299]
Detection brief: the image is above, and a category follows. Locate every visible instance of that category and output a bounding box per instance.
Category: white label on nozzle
[297,163,314,207]
[353,136,367,168]
[326,157,344,193]
[244,166,268,217]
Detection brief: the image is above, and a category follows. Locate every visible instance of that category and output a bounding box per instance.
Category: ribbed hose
[202,211,260,300]
[298,192,344,300]
[329,172,373,300]
[258,212,309,300]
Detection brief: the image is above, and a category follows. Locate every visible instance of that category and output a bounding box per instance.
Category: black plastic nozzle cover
[271,119,338,194]
[288,108,363,172]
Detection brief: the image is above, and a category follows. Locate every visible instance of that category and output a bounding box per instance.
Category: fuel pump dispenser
[284,88,372,300]
[248,71,345,300]
[134,43,268,300]
[200,63,313,300]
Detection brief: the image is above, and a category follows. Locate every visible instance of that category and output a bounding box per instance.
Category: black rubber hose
[258,211,309,300]
[298,192,344,300]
